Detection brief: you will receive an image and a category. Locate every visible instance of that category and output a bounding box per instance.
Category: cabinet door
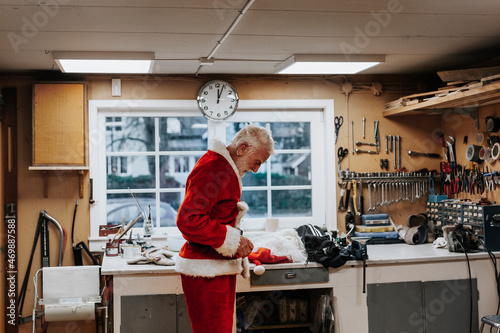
[424,279,478,333]
[33,83,86,165]
[121,294,177,333]
[367,281,423,333]
[367,279,478,333]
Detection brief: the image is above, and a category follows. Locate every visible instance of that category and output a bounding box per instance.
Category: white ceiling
[1,0,500,75]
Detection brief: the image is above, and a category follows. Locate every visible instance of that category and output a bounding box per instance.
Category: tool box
[361,213,390,226]
[353,231,399,239]
[427,194,447,203]
[355,225,394,233]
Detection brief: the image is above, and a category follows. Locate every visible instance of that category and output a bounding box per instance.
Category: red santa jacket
[175,140,249,278]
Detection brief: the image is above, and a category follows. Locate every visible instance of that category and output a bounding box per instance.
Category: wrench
[367,181,373,212]
[380,182,385,207]
[384,182,388,206]
[378,182,383,207]
[412,182,415,201]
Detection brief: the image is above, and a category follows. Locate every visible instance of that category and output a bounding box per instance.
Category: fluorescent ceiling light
[53,51,154,74]
[275,54,385,74]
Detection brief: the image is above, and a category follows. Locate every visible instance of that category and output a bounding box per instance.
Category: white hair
[230,123,274,155]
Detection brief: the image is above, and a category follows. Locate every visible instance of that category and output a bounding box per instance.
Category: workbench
[101,243,500,333]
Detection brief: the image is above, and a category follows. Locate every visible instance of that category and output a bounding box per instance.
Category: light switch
[111,78,121,97]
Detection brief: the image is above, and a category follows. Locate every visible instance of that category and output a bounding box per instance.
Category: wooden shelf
[28,168,88,198]
[383,80,500,118]
[28,166,89,171]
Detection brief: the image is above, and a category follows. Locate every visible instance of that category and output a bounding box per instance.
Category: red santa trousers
[181,274,236,333]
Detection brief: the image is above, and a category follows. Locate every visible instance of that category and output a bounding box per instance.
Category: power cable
[452,232,473,333]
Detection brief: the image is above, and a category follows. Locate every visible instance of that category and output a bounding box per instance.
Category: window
[89,100,335,237]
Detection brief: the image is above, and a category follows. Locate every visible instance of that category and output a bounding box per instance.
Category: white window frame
[88,99,336,238]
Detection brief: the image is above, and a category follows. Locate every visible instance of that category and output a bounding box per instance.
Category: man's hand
[237,236,253,258]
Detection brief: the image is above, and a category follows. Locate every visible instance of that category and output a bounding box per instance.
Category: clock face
[197,80,239,121]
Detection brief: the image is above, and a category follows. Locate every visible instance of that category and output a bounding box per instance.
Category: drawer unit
[431,200,500,251]
[250,267,328,286]
[426,201,444,235]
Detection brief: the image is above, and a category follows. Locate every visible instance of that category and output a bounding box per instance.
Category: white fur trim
[175,256,243,277]
[241,257,250,279]
[214,225,241,257]
[209,139,242,190]
[253,265,265,275]
[235,201,249,228]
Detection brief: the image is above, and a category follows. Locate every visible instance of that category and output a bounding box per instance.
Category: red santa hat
[248,247,292,275]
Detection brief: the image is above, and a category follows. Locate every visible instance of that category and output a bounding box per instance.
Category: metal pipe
[196,0,255,75]
[397,135,401,169]
[393,136,396,169]
[351,121,354,155]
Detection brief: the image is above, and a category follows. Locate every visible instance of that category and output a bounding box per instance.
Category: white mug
[265,218,279,232]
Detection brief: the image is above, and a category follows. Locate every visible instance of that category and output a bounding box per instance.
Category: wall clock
[197,80,239,121]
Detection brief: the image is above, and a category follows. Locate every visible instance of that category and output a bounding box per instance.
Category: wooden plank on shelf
[482,73,500,83]
[383,80,500,117]
[437,66,500,82]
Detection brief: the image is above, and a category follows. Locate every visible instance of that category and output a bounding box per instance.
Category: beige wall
[1,73,498,332]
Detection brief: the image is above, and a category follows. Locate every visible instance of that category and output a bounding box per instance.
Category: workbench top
[101,243,497,276]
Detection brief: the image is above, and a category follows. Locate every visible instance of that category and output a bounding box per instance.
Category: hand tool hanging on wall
[484,171,497,192]
[338,182,347,212]
[2,87,18,333]
[437,131,447,161]
[367,181,373,212]
[397,136,401,169]
[447,136,456,165]
[393,136,396,169]
[337,147,348,175]
[385,136,389,153]
[71,198,80,263]
[345,198,355,235]
[380,159,388,170]
[334,116,343,144]
[374,120,380,151]
[408,151,441,158]
[351,180,358,215]
[356,149,379,154]
[358,181,364,216]
[363,117,366,139]
[356,141,377,147]
[18,211,66,325]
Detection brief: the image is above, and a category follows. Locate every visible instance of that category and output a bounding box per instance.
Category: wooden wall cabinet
[30,83,88,197]
[31,82,87,167]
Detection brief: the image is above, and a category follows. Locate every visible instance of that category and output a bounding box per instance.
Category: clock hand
[217,85,225,104]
